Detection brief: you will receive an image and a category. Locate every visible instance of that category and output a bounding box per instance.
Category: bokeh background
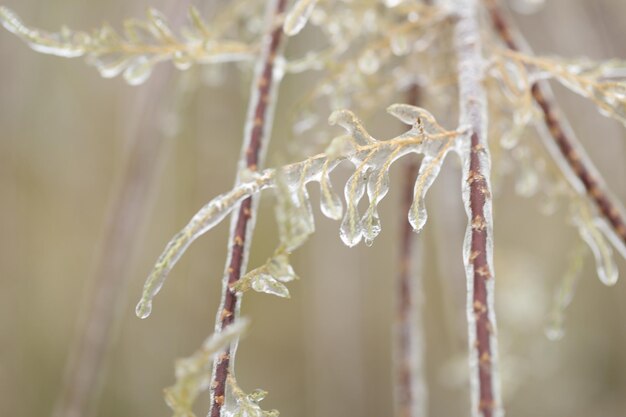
[1,0,626,416]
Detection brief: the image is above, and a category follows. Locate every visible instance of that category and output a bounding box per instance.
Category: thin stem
[486,0,626,248]
[208,1,287,416]
[449,1,502,416]
[395,84,427,417]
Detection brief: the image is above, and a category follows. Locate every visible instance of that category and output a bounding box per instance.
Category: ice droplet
[358,50,380,75]
[251,274,290,298]
[362,168,390,243]
[575,214,619,286]
[409,155,446,233]
[391,34,411,56]
[0,6,86,57]
[136,300,152,319]
[90,53,130,78]
[173,51,193,70]
[544,325,565,341]
[340,169,368,246]
[123,56,154,85]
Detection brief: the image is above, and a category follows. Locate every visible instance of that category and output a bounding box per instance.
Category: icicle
[408,141,452,233]
[545,244,585,341]
[123,55,155,86]
[387,104,449,135]
[340,168,369,247]
[362,167,389,245]
[574,208,619,286]
[283,0,319,36]
[319,161,343,220]
[90,52,131,78]
[135,172,272,319]
[328,109,375,146]
[0,6,86,57]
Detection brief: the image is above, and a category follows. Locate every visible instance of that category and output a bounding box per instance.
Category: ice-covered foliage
[136,105,461,317]
[0,5,255,85]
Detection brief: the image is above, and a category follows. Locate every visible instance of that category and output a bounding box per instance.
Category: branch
[486,0,626,254]
[395,84,427,417]
[0,6,255,85]
[208,1,288,416]
[134,114,461,317]
[449,1,502,416]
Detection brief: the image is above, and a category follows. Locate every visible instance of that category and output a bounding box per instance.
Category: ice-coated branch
[486,0,626,259]
[448,0,502,416]
[136,110,460,319]
[208,0,288,416]
[0,6,255,85]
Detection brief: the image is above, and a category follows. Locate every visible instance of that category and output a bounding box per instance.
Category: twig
[395,84,427,417]
[449,1,502,416]
[208,1,287,416]
[486,0,626,248]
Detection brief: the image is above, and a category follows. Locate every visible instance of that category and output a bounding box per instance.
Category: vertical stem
[449,1,502,416]
[208,1,287,416]
[486,0,626,249]
[395,84,427,417]
[51,70,177,417]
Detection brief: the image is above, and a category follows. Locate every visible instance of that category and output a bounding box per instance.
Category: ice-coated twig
[448,0,503,416]
[486,0,626,260]
[208,1,288,416]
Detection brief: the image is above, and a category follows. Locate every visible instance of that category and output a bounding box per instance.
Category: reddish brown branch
[451,2,501,416]
[396,84,423,417]
[467,133,496,417]
[487,0,626,245]
[209,1,287,416]
[397,165,421,417]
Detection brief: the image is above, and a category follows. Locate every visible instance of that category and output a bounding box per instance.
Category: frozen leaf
[328,109,375,146]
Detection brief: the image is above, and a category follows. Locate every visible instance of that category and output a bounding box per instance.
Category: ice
[283,0,319,36]
[123,56,154,86]
[575,213,619,286]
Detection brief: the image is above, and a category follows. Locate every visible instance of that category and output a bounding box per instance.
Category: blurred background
[1,0,626,416]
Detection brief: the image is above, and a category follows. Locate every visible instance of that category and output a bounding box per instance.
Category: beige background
[1,1,626,416]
